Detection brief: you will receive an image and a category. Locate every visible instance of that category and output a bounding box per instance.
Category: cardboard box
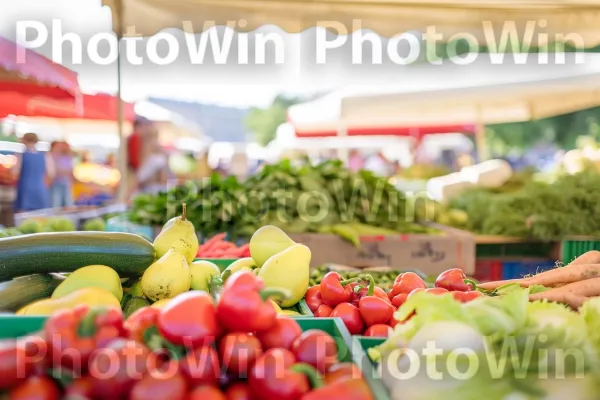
[290,224,475,276]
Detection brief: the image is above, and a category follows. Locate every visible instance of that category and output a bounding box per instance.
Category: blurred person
[14,133,54,211]
[49,141,74,208]
[349,150,364,172]
[137,135,170,194]
[127,118,148,197]
[364,152,391,176]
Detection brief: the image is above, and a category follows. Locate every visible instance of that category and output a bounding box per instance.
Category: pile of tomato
[0,271,373,400]
[305,268,483,337]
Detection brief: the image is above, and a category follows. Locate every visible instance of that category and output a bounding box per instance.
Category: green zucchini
[0,232,155,281]
[0,274,61,311]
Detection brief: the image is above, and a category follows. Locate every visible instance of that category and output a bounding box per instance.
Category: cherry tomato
[330,303,365,335]
[291,330,339,373]
[219,333,263,378]
[9,375,60,400]
[189,385,227,400]
[325,362,362,384]
[364,324,393,338]
[180,345,220,386]
[225,382,252,400]
[130,370,187,400]
[314,304,333,317]
[256,316,302,350]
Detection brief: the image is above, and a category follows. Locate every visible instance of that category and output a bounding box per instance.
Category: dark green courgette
[0,232,155,281]
[0,274,61,311]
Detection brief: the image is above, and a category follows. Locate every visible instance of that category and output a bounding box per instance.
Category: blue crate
[501,259,557,280]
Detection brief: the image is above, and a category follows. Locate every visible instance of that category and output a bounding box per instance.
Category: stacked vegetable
[373,284,600,399]
[446,170,600,239]
[0,274,374,400]
[196,233,250,259]
[128,159,433,241]
[305,268,483,337]
[309,265,433,291]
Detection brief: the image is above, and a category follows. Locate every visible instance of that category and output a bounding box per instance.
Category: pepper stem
[260,287,291,302]
[181,203,187,221]
[290,363,324,389]
[364,274,375,297]
[464,279,478,291]
[339,277,362,286]
[77,308,107,338]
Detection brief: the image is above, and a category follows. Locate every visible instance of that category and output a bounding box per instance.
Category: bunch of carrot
[196,233,251,258]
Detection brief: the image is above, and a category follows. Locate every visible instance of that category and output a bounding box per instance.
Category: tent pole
[115,0,128,203]
[475,121,488,162]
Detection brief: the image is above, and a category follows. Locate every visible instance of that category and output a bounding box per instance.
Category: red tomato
[65,376,94,398]
[256,316,302,350]
[291,330,339,373]
[330,303,365,335]
[364,324,393,338]
[130,371,187,400]
[9,376,60,400]
[314,304,333,318]
[325,362,363,384]
[225,382,252,400]
[189,385,227,400]
[180,345,220,386]
[219,333,263,378]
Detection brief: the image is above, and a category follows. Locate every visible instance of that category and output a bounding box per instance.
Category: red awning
[0,89,135,121]
[293,124,476,139]
[0,36,80,98]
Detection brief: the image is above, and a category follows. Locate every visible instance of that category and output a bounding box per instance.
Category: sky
[0,0,329,108]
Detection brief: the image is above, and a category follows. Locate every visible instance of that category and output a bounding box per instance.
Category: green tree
[244,95,302,146]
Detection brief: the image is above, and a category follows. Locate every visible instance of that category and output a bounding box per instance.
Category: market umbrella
[102,0,600,46]
[287,53,600,159]
[0,36,80,99]
[0,87,135,121]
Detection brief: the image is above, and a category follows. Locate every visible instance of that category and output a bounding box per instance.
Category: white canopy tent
[103,0,600,46]
[288,53,600,159]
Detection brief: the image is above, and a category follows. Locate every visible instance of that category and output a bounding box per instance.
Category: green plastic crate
[296,299,314,316]
[476,241,555,258]
[353,336,389,400]
[193,258,238,271]
[0,316,386,399]
[561,236,600,265]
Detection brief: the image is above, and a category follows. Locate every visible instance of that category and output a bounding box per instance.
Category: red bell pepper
[158,291,218,348]
[124,306,160,343]
[325,363,362,384]
[300,378,374,400]
[452,290,484,303]
[330,303,365,335]
[256,316,302,350]
[391,293,408,308]
[180,345,220,386]
[219,332,263,378]
[304,286,323,313]
[189,385,227,400]
[225,382,252,400]
[392,272,426,296]
[216,271,289,333]
[314,304,333,317]
[364,324,392,338]
[319,272,360,307]
[249,348,313,400]
[353,285,391,306]
[0,340,32,390]
[358,275,394,327]
[291,330,339,373]
[88,338,151,399]
[130,370,188,400]
[44,305,124,371]
[435,268,476,292]
[9,375,60,400]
